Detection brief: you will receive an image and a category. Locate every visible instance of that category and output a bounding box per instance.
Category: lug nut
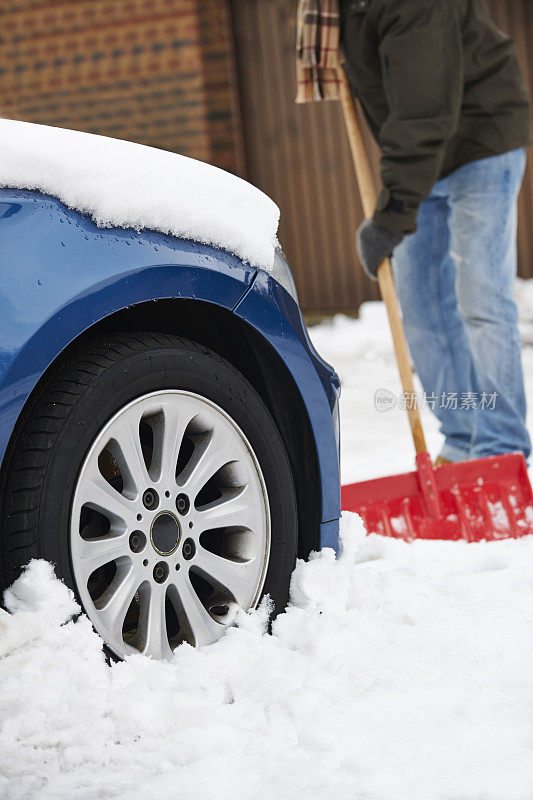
[153,561,169,584]
[129,530,146,553]
[182,538,196,560]
[143,488,159,510]
[175,493,190,515]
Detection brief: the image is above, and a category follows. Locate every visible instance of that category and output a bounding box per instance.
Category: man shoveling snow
[296,0,531,464]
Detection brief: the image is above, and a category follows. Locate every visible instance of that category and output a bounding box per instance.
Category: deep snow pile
[0,119,280,269]
[2,523,533,800]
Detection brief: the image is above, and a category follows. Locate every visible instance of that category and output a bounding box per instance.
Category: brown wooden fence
[231,0,533,312]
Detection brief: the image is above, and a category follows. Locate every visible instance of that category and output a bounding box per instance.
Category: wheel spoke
[140,584,173,661]
[179,428,237,494]
[108,412,150,496]
[172,575,223,647]
[97,564,141,642]
[152,403,190,484]
[77,533,130,573]
[77,473,134,528]
[194,547,255,607]
[195,485,255,531]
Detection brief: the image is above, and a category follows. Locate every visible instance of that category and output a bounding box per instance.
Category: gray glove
[356,219,404,280]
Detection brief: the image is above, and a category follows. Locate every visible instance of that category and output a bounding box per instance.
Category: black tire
[0,332,298,652]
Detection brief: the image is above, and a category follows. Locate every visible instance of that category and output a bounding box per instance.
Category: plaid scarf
[295,0,341,103]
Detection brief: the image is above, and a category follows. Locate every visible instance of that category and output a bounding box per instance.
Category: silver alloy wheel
[70,390,270,660]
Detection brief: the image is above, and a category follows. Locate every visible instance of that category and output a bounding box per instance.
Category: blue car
[0,131,340,660]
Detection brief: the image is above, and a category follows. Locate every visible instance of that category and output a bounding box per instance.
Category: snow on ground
[2,527,533,800]
[0,120,279,269]
[2,289,533,800]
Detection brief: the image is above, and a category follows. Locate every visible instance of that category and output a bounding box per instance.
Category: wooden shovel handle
[338,68,428,455]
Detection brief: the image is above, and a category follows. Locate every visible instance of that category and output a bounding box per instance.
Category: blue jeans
[392,148,530,461]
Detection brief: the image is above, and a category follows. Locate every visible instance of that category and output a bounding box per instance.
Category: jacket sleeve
[370,0,463,234]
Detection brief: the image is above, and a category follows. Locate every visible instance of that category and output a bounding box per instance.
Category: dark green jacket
[340,0,531,234]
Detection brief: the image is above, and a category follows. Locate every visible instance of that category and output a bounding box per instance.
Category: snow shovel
[337,69,533,542]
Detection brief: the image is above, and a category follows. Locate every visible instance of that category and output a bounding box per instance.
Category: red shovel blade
[341,452,533,542]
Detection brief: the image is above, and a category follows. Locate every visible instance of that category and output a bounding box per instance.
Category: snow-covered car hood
[0,119,280,270]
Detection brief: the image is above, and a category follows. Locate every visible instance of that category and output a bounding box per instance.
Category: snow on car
[0,120,341,660]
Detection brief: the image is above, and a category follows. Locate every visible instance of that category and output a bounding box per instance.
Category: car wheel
[0,333,298,659]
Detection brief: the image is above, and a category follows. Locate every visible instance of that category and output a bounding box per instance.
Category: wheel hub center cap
[150,511,181,556]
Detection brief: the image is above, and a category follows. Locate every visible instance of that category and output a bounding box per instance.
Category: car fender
[234,270,342,540]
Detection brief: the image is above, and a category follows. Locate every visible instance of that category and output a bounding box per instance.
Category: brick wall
[0,0,244,173]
